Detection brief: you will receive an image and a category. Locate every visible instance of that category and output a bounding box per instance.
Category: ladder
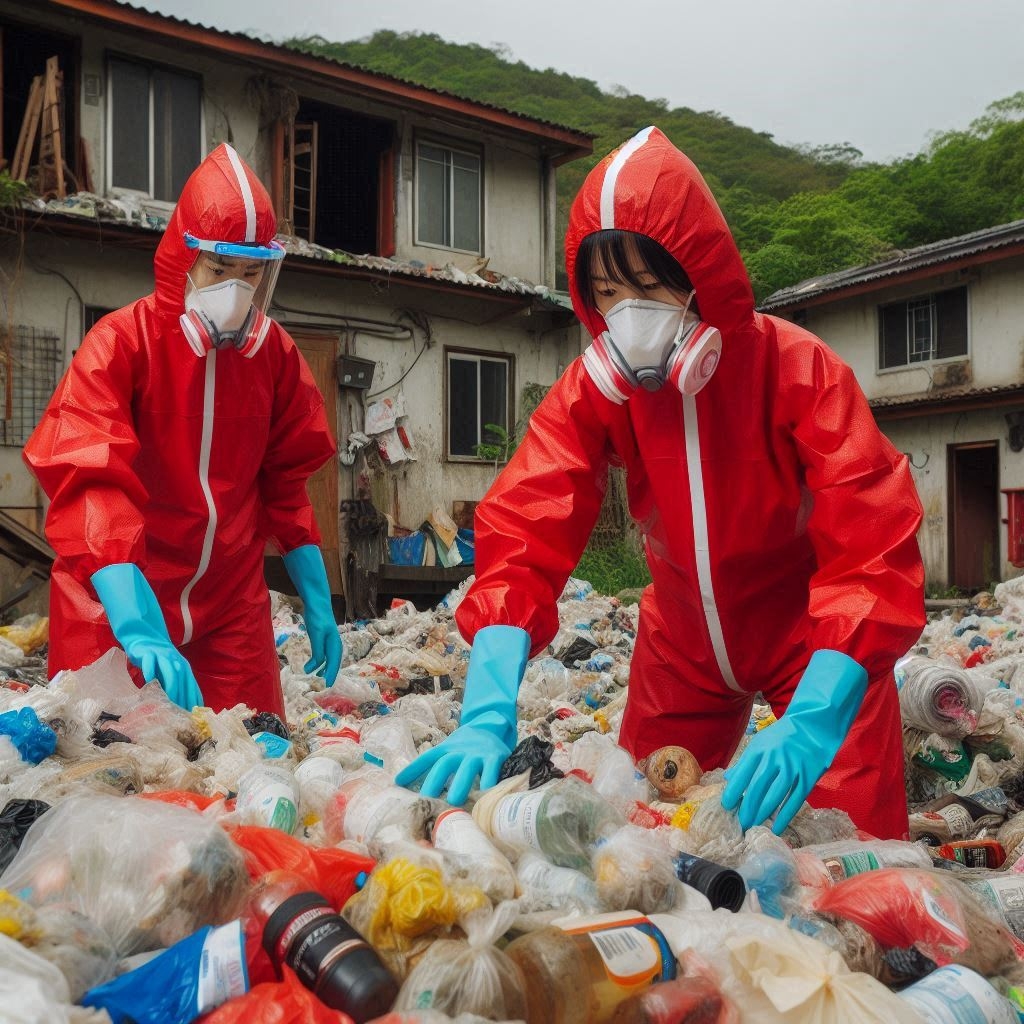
[11,56,66,198]
[285,121,318,242]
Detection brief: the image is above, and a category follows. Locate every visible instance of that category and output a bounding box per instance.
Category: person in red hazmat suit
[24,144,341,717]
[398,127,925,840]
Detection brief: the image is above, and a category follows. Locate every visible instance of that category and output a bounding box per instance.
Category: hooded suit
[455,127,924,838]
[24,144,335,716]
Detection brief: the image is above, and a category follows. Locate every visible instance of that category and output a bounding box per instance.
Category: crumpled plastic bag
[201,965,351,1024]
[727,924,924,1024]
[0,793,250,956]
[392,901,526,1020]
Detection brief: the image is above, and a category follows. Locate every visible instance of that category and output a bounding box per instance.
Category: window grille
[0,326,62,446]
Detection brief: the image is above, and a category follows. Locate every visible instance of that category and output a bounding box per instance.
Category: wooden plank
[41,57,65,198]
[11,76,43,181]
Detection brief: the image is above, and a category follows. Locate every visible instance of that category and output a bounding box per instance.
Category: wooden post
[11,76,43,181]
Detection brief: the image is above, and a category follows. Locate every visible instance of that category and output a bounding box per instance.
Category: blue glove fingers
[772,779,812,836]
[137,651,158,683]
[394,744,446,789]
[323,630,342,687]
[447,756,486,806]
[478,755,504,794]
[736,759,783,831]
[421,750,472,800]
[721,752,758,811]
[747,768,798,832]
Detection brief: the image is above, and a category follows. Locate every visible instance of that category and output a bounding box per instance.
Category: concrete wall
[795,255,1024,592]
[801,256,1024,403]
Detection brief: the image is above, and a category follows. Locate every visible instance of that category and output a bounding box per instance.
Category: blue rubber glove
[721,650,869,835]
[283,544,342,686]
[394,625,530,806]
[91,563,204,711]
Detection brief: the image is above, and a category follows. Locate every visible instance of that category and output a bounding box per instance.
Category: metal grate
[0,326,62,446]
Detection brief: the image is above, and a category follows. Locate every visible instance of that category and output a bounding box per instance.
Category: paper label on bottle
[237,769,298,834]
[433,808,498,857]
[967,877,1024,938]
[196,920,249,1013]
[921,889,968,943]
[824,850,879,881]
[587,925,667,986]
[899,964,1019,1024]
[490,790,546,851]
[934,804,975,836]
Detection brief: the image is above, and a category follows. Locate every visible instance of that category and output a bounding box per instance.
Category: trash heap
[3,579,1024,1023]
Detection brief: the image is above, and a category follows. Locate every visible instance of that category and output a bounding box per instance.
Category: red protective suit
[456,128,925,839]
[24,144,335,716]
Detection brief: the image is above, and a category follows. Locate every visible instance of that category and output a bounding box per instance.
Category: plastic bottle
[798,837,933,884]
[235,763,299,834]
[293,756,344,824]
[431,807,517,902]
[503,911,687,1024]
[323,769,433,855]
[473,775,626,873]
[966,874,1024,939]
[609,976,727,1024]
[898,964,1019,1024]
[247,869,398,1022]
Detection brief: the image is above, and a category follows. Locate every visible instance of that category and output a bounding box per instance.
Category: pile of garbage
[4,577,1024,1023]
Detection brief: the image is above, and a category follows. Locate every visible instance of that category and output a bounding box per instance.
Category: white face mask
[184,277,256,337]
[602,295,697,390]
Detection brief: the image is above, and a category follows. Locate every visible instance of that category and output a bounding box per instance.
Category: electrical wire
[269,300,414,341]
[364,339,430,399]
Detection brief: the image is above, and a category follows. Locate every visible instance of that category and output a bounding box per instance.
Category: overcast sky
[139,0,1022,163]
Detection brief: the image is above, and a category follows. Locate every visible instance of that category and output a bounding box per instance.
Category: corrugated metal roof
[760,219,1024,312]
[31,191,566,306]
[95,0,595,145]
[870,381,1024,410]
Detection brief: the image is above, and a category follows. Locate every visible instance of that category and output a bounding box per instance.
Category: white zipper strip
[682,393,742,692]
[600,126,655,230]
[179,350,219,644]
[224,144,257,243]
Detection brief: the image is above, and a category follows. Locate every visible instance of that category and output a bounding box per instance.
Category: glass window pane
[452,150,479,172]
[153,69,201,201]
[479,359,508,439]
[419,144,446,165]
[417,152,448,245]
[109,60,150,192]
[879,303,907,369]
[452,164,480,251]
[448,357,478,456]
[936,287,968,359]
[908,299,933,362]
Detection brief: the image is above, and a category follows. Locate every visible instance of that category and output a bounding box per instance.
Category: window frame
[104,53,204,205]
[413,135,483,255]
[876,285,970,373]
[444,347,514,463]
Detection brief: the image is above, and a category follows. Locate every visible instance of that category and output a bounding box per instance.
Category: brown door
[291,332,341,593]
[948,441,999,593]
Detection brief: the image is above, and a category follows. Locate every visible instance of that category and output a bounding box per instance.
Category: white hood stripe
[600,125,655,230]
[224,144,257,243]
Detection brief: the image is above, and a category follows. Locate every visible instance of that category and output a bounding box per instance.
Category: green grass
[574,537,651,597]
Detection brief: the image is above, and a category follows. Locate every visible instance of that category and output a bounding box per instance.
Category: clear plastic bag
[592,824,680,914]
[0,793,250,956]
[392,901,527,1020]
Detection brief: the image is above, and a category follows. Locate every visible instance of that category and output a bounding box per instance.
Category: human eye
[595,286,617,297]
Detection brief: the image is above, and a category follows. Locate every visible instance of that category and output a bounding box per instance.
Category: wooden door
[293,332,341,593]
[948,441,999,593]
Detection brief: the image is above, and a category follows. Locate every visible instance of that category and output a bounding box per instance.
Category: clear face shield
[179,233,285,358]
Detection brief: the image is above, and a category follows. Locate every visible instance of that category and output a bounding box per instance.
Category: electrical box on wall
[337,355,376,390]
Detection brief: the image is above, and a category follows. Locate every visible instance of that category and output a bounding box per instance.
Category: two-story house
[0,0,593,616]
[761,219,1024,595]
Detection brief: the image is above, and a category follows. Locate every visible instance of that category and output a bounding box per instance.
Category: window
[446,350,512,459]
[416,140,481,252]
[0,326,62,446]
[107,57,201,202]
[878,286,968,369]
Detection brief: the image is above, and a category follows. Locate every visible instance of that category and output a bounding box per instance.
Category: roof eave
[45,0,594,160]
[761,239,1024,314]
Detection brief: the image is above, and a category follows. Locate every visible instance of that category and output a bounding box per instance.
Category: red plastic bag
[229,825,375,910]
[200,965,354,1024]
[138,790,228,813]
[814,867,1020,972]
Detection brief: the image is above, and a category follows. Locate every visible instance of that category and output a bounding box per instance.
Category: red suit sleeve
[258,327,337,553]
[456,363,614,656]
[23,318,148,583]
[788,342,925,678]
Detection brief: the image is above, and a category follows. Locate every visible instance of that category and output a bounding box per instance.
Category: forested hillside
[290,32,1024,299]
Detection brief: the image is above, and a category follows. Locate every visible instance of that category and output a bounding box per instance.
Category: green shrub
[574,536,651,596]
